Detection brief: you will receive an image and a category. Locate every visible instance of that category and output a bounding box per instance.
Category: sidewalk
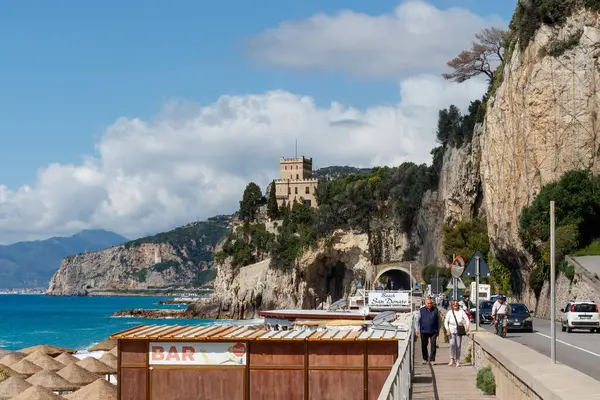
[411,339,494,400]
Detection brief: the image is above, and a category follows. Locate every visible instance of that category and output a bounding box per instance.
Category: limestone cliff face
[416,125,484,266]
[47,243,200,296]
[201,229,408,319]
[482,9,600,264]
[47,216,230,296]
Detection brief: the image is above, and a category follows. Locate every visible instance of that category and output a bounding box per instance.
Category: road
[479,317,600,381]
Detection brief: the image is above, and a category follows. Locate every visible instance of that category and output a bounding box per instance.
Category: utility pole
[452,254,457,301]
[409,262,413,311]
[476,256,480,331]
[550,201,557,363]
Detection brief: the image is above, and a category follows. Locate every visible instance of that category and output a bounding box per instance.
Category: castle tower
[274,156,318,208]
[154,247,162,264]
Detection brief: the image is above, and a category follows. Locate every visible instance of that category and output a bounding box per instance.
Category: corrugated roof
[110,324,407,341]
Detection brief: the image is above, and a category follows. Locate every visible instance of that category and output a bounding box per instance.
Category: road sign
[446,278,466,289]
[450,255,466,278]
[464,251,491,277]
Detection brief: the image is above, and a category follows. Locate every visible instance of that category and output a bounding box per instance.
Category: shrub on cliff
[510,0,600,50]
[442,217,490,263]
[520,170,600,293]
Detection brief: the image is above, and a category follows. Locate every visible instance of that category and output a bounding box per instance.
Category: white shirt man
[491,298,510,317]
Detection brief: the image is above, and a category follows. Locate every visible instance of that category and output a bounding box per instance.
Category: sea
[0,294,238,353]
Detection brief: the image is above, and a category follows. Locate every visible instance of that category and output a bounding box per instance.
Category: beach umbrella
[0,350,11,359]
[24,352,65,372]
[107,348,117,357]
[26,370,78,393]
[9,385,66,400]
[54,354,79,366]
[19,346,75,358]
[75,358,112,376]
[0,365,24,382]
[0,354,25,368]
[56,365,100,387]
[0,376,32,399]
[65,379,116,400]
[97,354,117,372]
[8,360,41,377]
[87,339,116,353]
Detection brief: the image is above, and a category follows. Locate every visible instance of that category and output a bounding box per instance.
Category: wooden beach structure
[110,321,409,400]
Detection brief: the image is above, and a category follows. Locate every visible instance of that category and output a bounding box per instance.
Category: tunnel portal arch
[372,263,419,291]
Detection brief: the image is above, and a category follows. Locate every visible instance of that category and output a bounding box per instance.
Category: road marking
[535,332,600,358]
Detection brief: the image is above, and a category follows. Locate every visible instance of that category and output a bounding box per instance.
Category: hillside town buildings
[274,156,318,208]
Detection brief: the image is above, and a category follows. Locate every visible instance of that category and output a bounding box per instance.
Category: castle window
[296,174,299,179]
[296,165,298,169]
[285,166,287,170]
[288,187,291,194]
[305,187,309,194]
[295,187,298,194]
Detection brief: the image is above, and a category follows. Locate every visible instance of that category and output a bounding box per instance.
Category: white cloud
[246,0,507,79]
[0,75,486,244]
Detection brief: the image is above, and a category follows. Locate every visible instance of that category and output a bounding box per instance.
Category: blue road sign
[464,250,491,277]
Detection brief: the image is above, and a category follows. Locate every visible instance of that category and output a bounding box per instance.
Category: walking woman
[444,300,470,367]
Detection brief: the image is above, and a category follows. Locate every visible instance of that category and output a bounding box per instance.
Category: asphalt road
[479,317,600,381]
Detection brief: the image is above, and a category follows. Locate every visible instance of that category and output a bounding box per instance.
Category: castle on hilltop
[274,156,318,208]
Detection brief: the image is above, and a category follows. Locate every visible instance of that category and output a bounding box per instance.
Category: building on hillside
[274,156,319,208]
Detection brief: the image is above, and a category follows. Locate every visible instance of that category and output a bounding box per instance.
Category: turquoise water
[0,294,218,351]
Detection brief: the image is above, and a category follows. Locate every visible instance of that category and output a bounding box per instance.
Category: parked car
[561,301,600,333]
[503,303,534,332]
[469,300,495,325]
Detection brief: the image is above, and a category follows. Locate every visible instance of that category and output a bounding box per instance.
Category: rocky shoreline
[112,308,192,318]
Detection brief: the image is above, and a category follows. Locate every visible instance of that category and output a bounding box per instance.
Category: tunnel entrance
[376,269,412,291]
[325,262,347,301]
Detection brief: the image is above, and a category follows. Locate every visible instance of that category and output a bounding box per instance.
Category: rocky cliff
[416,124,485,266]
[191,229,413,319]
[47,216,230,296]
[482,8,600,266]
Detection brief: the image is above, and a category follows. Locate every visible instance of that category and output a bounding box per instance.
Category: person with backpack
[444,300,470,367]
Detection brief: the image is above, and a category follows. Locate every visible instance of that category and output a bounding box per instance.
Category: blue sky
[0,0,514,189]
[0,0,516,243]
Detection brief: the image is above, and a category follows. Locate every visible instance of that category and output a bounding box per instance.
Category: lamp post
[550,201,556,364]
[475,256,480,331]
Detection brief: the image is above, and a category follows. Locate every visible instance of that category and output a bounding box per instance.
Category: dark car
[468,300,494,324]
[477,301,495,325]
[506,303,534,332]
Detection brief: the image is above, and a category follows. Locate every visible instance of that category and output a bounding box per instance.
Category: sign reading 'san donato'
[367,291,410,308]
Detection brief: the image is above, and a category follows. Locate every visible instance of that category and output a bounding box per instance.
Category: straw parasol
[19,345,75,357]
[0,350,11,359]
[57,364,100,387]
[0,365,24,381]
[65,379,116,400]
[9,385,67,400]
[54,353,79,366]
[0,353,25,368]
[8,360,41,377]
[24,351,65,372]
[75,358,113,376]
[107,347,117,357]
[0,376,32,399]
[97,354,117,371]
[26,370,78,393]
[87,339,116,353]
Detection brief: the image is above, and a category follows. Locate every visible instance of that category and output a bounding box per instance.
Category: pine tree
[267,181,279,219]
[239,182,262,222]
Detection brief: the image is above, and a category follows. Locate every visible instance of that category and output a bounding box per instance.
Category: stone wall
[470,332,600,399]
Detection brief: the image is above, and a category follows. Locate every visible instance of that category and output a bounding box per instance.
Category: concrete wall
[469,332,600,399]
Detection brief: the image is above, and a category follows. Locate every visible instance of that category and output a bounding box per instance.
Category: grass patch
[464,346,472,364]
[573,238,600,256]
[476,367,496,395]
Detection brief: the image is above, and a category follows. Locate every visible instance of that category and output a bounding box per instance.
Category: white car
[560,301,600,333]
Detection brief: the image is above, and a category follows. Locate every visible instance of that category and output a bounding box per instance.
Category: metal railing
[377,316,415,400]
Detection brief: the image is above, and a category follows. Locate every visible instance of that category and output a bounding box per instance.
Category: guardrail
[377,317,415,400]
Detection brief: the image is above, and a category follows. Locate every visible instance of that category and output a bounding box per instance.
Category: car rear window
[574,304,597,313]
[511,304,529,314]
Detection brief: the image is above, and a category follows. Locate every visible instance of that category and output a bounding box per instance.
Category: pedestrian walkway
[411,340,494,400]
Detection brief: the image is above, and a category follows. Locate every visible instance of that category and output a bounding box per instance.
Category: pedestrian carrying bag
[452,310,467,336]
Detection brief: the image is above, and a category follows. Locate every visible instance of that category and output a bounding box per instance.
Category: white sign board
[367,291,410,308]
[149,342,247,366]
